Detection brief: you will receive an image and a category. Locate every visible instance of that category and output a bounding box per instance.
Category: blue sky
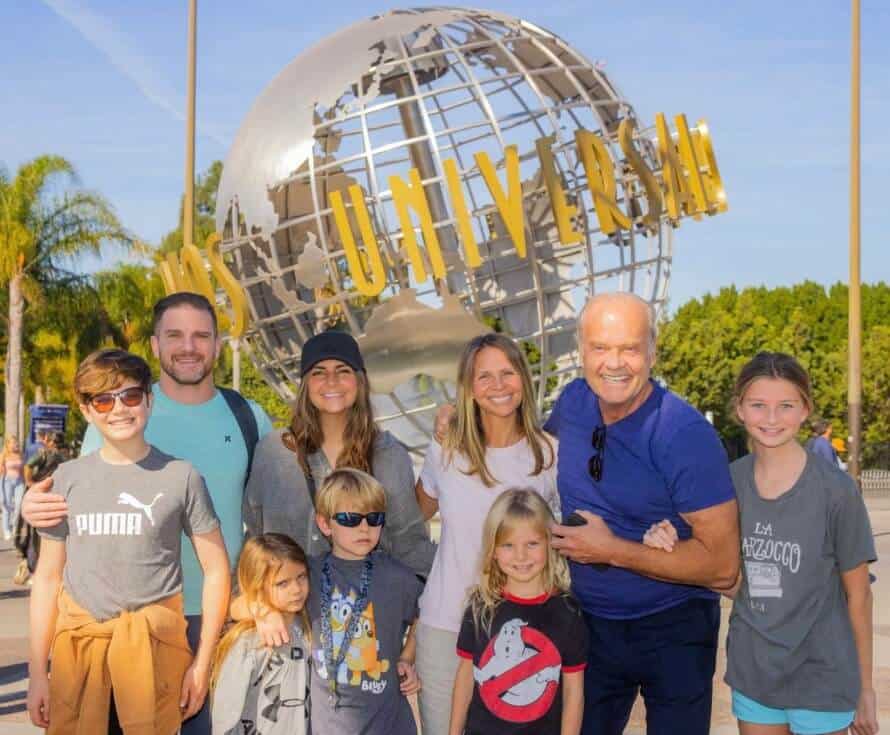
[2,0,887,310]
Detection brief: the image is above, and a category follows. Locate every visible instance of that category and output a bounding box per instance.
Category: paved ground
[2,499,889,734]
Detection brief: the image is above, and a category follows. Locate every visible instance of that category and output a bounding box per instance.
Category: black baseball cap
[300,330,365,376]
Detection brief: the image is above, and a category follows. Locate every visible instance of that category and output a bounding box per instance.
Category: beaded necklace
[319,552,374,708]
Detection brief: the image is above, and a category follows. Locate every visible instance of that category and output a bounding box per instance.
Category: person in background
[1,437,25,541]
[806,418,841,468]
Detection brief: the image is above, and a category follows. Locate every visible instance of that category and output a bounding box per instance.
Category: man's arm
[180,528,230,719]
[551,498,740,589]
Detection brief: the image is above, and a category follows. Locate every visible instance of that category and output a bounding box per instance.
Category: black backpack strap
[218,387,259,484]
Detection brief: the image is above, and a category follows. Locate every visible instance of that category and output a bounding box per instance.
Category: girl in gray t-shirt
[644,352,877,735]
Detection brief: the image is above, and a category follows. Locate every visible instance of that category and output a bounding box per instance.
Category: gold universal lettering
[673,113,709,216]
[655,112,694,223]
[330,186,387,298]
[205,233,250,338]
[443,159,482,268]
[535,137,583,245]
[575,129,631,235]
[389,168,446,283]
[691,120,728,214]
[474,145,527,258]
[618,119,663,233]
[180,244,216,302]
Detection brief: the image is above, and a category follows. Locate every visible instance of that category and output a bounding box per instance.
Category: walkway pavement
[2,499,889,734]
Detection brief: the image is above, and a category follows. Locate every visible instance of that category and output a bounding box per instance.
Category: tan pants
[416,623,460,735]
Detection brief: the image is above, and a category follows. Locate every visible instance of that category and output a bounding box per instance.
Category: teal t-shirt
[81,383,273,614]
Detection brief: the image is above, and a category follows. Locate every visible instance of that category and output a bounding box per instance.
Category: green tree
[0,156,132,441]
[656,281,890,466]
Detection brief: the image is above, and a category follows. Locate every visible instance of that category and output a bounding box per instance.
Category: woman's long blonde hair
[282,365,378,475]
[468,489,571,635]
[211,534,310,691]
[1,437,21,466]
[444,333,554,487]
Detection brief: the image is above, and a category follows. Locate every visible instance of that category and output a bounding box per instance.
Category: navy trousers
[581,597,720,735]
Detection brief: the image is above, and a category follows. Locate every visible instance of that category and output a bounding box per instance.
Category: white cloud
[40,0,228,147]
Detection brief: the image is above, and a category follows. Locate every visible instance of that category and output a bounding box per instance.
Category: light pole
[848,0,862,484]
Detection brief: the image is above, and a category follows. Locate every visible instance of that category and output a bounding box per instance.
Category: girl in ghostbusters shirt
[450,489,587,735]
[644,353,877,735]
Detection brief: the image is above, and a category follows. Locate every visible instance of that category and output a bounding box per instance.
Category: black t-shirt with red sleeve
[456,591,589,735]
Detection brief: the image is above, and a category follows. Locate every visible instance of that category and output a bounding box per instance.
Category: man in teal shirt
[23,292,272,734]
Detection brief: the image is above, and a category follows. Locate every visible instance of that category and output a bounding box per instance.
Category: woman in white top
[414,333,558,735]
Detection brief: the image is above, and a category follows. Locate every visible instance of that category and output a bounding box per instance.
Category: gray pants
[416,623,460,735]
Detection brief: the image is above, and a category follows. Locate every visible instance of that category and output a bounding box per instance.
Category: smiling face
[471,346,523,421]
[579,296,654,423]
[266,559,310,615]
[737,377,810,451]
[317,500,383,561]
[494,520,548,594]
[306,359,359,416]
[151,305,220,387]
[79,379,152,444]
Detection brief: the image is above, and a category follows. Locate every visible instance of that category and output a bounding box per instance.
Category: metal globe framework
[216,7,675,454]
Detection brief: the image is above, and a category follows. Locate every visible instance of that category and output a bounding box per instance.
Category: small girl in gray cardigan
[212,534,311,735]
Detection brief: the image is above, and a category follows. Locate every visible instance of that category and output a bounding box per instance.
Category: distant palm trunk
[5,271,24,442]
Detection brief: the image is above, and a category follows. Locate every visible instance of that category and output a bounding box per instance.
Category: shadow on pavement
[0,663,27,687]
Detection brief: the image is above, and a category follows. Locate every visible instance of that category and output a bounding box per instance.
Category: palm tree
[0,155,131,441]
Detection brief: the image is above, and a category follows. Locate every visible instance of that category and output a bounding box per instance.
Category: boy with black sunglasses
[27,349,230,734]
[309,467,423,734]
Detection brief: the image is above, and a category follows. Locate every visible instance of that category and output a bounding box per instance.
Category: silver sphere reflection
[217,7,671,454]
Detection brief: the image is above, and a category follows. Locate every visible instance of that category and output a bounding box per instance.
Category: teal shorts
[732,690,855,734]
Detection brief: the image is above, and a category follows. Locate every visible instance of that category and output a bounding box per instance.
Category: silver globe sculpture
[216,7,672,455]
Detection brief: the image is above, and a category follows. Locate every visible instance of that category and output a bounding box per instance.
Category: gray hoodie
[243,429,435,577]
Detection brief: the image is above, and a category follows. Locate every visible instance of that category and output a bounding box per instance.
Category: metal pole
[848,0,862,484]
[183,0,197,250]
[232,338,242,392]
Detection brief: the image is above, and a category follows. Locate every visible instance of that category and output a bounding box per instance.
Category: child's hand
[397,659,421,696]
[851,686,878,735]
[253,605,289,647]
[643,520,678,551]
[180,660,210,720]
[27,671,50,728]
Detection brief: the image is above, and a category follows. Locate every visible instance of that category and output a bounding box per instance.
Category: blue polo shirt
[544,378,735,619]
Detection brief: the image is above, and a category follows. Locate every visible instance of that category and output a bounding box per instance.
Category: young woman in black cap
[243,330,435,582]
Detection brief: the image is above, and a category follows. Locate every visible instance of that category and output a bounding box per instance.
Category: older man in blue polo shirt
[548,292,740,735]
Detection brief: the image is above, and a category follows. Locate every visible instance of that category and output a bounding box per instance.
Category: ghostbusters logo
[473,618,561,722]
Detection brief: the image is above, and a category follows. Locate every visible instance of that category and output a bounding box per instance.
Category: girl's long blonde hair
[444,333,554,487]
[211,534,310,691]
[467,489,571,635]
[282,366,378,476]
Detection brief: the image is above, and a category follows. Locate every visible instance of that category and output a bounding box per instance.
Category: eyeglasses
[331,511,386,528]
[88,387,147,413]
[588,425,606,482]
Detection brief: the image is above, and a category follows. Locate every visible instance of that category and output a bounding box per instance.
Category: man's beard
[159,352,213,386]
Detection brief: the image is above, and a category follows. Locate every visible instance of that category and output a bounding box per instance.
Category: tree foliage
[655,281,890,466]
